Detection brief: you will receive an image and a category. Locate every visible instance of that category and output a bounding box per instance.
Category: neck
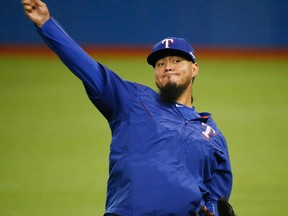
[176,88,193,107]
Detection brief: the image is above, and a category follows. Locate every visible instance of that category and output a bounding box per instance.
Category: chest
[111,96,218,161]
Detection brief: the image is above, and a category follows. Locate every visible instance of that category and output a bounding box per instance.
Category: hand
[22,0,50,27]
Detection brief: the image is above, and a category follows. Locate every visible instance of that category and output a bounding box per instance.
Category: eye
[156,62,165,68]
[172,58,181,64]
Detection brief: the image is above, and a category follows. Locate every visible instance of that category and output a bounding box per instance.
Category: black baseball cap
[147,37,196,67]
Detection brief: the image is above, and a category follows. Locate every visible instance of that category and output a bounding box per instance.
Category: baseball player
[22,0,236,215]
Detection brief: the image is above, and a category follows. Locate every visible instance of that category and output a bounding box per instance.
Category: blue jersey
[37,18,232,216]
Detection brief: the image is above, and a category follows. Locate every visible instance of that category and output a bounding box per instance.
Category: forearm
[37,17,105,95]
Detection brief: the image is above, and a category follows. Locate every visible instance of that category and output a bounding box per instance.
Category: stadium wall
[1,0,288,48]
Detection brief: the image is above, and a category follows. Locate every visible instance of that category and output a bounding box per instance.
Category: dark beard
[159,80,191,104]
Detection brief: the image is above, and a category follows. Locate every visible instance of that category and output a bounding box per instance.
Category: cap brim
[147,49,194,67]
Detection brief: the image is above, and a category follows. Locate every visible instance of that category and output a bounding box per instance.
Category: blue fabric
[147,37,196,66]
[37,18,232,216]
[37,17,106,96]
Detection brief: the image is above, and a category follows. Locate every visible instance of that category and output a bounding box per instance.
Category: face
[154,56,199,90]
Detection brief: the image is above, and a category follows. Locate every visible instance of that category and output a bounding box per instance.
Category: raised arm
[22,0,50,27]
[21,0,105,97]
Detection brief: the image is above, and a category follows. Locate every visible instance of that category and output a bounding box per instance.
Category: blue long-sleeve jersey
[37,17,232,216]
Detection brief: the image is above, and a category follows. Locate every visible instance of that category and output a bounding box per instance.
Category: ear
[191,63,199,78]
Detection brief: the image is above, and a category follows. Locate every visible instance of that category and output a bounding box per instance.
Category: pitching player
[22,0,236,215]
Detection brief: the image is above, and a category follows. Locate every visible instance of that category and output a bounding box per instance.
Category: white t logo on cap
[162,39,174,48]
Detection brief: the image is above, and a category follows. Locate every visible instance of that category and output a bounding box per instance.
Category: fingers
[22,0,35,7]
[22,0,45,13]
[34,0,45,6]
[21,0,32,5]
[22,0,50,27]
[23,5,33,14]
[22,0,36,13]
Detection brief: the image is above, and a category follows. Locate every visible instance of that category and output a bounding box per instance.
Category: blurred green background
[0,53,287,215]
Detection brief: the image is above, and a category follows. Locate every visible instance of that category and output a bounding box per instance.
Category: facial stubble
[158,78,192,104]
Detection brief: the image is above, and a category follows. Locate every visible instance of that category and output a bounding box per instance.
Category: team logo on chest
[201,123,216,140]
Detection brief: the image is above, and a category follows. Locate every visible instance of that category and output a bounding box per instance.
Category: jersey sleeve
[205,118,233,201]
[36,17,138,122]
[88,64,139,122]
[36,17,105,96]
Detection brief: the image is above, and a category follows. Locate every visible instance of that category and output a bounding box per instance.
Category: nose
[165,62,173,72]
